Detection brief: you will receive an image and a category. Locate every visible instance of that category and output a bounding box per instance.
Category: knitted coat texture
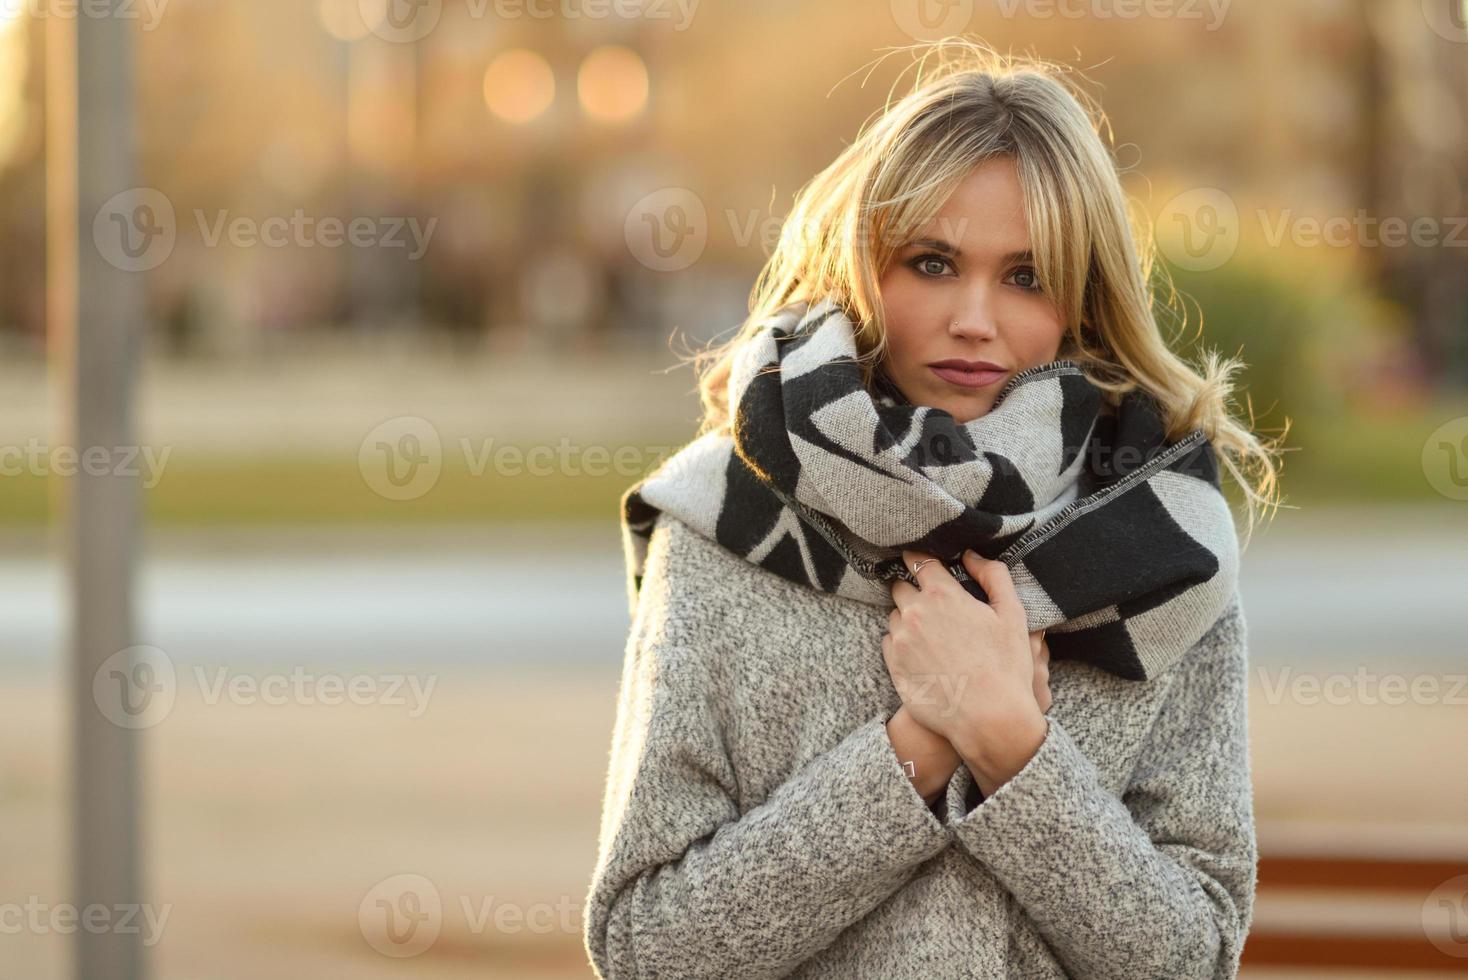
[583,510,1258,979]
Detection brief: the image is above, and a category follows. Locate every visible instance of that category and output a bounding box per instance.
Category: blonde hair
[680,37,1287,542]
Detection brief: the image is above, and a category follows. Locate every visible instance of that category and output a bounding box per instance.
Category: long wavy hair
[679,37,1287,541]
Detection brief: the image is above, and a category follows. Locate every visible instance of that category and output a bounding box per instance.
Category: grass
[0,452,646,526]
[0,402,1461,527]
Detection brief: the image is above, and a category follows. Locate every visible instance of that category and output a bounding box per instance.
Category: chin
[944,395,993,423]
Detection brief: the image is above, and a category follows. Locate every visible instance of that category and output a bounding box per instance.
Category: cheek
[1007,299,1066,361]
[878,270,918,318]
[876,277,926,356]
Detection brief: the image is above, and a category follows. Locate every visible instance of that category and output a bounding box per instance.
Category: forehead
[917,158,1031,254]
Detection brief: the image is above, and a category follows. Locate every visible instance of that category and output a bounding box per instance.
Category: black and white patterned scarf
[621,296,1240,681]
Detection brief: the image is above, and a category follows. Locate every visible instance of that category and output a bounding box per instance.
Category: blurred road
[0,503,1461,671]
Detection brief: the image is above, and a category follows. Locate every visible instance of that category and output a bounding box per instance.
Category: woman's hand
[1031,627,1052,714]
[883,548,1049,797]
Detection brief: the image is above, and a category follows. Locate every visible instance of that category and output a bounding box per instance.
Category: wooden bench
[1242,821,1468,973]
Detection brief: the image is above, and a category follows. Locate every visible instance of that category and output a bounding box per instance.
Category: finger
[1036,684,1052,713]
[883,633,907,684]
[960,550,1025,623]
[901,548,957,593]
[889,577,919,610]
[1032,638,1052,712]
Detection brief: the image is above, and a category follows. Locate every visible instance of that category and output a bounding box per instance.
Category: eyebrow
[908,237,1033,264]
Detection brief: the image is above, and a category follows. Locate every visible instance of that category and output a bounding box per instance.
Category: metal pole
[46,9,145,980]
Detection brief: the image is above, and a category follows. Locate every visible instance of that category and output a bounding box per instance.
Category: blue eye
[1007,266,1042,291]
[909,253,954,277]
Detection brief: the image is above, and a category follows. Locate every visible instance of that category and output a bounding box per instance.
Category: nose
[948,280,1002,340]
[948,302,999,341]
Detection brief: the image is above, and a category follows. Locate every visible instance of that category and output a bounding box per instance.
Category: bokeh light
[577,46,649,125]
[483,49,556,125]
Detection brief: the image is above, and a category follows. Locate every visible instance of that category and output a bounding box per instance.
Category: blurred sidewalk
[0,342,704,455]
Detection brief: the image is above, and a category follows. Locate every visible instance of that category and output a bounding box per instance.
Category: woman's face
[876,155,1067,424]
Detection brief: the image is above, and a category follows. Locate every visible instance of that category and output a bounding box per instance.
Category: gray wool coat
[583,512,1258,979]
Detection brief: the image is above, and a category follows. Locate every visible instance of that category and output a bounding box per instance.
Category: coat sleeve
[582,596,956,978]
[942,595,1258,980]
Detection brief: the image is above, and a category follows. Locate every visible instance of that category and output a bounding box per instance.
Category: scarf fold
[620,296,1239,682]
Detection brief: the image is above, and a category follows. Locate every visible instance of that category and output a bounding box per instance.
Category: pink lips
[929,363,1008,389]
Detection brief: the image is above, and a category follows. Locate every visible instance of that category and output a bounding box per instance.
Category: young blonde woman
[584,38,1282,980]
